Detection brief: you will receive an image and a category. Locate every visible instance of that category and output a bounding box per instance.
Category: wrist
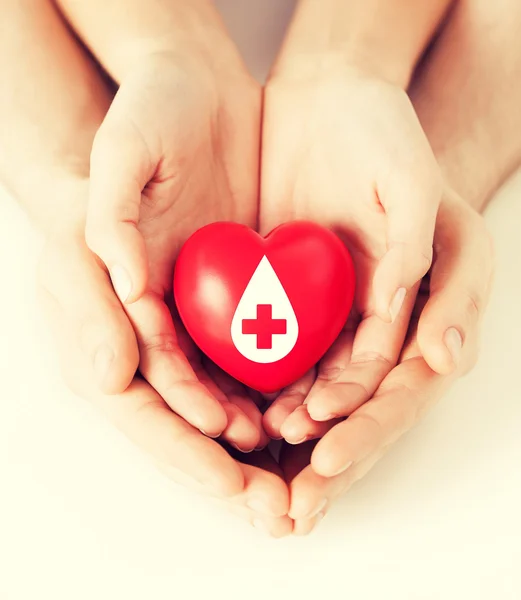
[92,0,249,84]
[272,0,454,89]
[271,45,412,90]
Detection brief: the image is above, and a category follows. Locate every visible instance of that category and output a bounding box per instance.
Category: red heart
[174,221,355,393]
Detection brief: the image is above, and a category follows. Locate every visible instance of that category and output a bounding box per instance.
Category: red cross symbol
[242,304,287,350]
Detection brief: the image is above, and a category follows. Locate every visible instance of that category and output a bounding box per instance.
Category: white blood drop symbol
[231,256,298,363]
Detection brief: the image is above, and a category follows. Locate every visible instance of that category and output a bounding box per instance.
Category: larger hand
[275,189,493,534]
[39,220,292,537]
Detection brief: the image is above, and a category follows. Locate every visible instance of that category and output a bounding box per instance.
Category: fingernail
[291,435,310,445]
[444,327,463,367]
[110,264,132,303]
[247,497,275,515]
[230,442,253,454]
[199,429,220,439]
[329,460,354,477]
[306,498,327,519]
[310,411,335,422]
[93,344,114,383]
[389,287,406,322]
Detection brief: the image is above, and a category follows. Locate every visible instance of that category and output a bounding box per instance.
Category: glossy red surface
[174,221,356,393]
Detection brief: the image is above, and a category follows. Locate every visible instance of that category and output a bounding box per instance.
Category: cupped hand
[260,68,446,439]
[38,227,292,537]
[85,51,267,450]
[270,189,493,534]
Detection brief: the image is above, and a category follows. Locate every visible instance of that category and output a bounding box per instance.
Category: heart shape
[174,221,355,393]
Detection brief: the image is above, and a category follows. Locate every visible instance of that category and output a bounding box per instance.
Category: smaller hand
[84,52,265,450]
[274,191,493,534]
[261,69,443,438]
[38,229,292,537]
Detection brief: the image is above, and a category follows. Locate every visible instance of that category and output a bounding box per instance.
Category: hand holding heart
[260,69,448,441]
[0,0,502,538]
[84,51,268,452]
[28,18,487,536]
[80,53,453,534]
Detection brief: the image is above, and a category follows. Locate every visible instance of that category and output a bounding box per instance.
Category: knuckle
[317,363,345,383]
[351,411,386,442]
[388,240,433,276]
[462,289,482,321]
[279,386,306,402]
[141,332,181,357]
[382,382,422,430]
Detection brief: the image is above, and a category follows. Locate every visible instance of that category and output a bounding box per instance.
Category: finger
[280,443,333,520]
[230,460,290,519]
[125,293,228,438]
[163,450,293,536]
[262,369,316,440]
[102,379,244,497]
[289,451,385,520]
[41,288,245,497]
[225,503,293,538]
[288,353,445,518]
[373,159,441,323]
[311,355,452,478]
[306,288,416,422]
[280,406,339,444]
[86,91,154,304]
[225,450,293,537]
[38,238,138,394]
[418,200,493,374]
[204,361,268,451]
[279,441,330,533]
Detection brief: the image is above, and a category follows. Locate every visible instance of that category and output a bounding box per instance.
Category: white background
[1,1,520,599]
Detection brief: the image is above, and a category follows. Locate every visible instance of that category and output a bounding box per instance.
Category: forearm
[55,0,246,81]
[410,0,521,211]
[0,0,111,235]
[271,0,454,87]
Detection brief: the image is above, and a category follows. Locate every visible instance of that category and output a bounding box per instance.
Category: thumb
[372,167,441,322]
[38,237,140,395]
[417,203,493,375]
[86,100,154,305]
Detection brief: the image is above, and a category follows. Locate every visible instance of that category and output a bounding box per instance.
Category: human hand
[260,68,446,438]
[85,50,266,450]
[38,225,292,537]
[269,189,493,534]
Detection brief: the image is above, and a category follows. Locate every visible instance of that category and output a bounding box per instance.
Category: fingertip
[95,340,139,395]
[311,442,353,478]
[420,343,457,375]
[199,406,229,440]
[280,408,309,444]
[418,319,462,375]
[262,404,290,440]
[306,396,334,422]
[288,487,319,520]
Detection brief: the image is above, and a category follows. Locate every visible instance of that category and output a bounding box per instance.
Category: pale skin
[1,0,519,536]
